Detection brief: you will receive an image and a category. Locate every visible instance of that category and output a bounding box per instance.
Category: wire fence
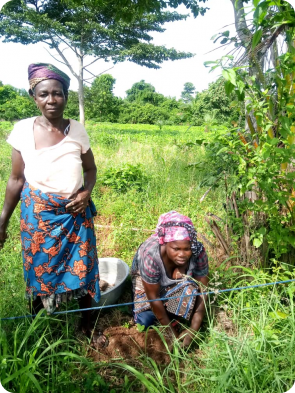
[2,278,295,321]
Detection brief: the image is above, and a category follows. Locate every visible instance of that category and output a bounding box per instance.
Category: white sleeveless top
[7,117,90,198]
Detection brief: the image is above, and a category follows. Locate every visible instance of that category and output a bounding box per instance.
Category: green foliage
[96,132,120,148]
[0,313,110,393]
[0,0,205,121]
[201,1,295,262]
[85,74,121,122]
[126,80,165,105]
[100,163,148,192]
[0,75,238,127]
[136,323,146,332]
[64,90,80,120]
[0,120,13,139]
[118,102,171,124]
[0,84,38,121]
[181,81,196,104]
[0,84,17,104]
[0,0,193,68]
[190,77,240,126]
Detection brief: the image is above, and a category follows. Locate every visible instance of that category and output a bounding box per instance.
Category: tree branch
[84,68,97,78]
[43,46,67,66]
[49,36,79,80]
[51,31,79,57]
[83,56,102,69]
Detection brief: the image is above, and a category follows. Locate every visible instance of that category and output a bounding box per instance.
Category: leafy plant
[136,323,146,332]
[100,163,148,192]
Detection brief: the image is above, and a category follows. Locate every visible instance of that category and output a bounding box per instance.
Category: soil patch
[91,326,171,364]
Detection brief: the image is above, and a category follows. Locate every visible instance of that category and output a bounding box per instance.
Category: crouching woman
[131,211,209,347]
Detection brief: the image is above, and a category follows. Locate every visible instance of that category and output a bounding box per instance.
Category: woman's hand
[178,329,194,347]
[65,190,91,214]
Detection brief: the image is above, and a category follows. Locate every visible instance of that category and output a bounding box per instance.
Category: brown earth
[88,282,173,364]
[87,305,235,365]
[91,325,172,364]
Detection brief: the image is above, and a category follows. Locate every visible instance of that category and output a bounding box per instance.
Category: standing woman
[0,63,102,345]
[132,211,209,347]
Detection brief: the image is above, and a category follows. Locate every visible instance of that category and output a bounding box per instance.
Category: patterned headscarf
[156,211,203,256]
[28,63,71,95]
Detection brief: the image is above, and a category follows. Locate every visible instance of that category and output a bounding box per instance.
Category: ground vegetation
[1,121,294,392]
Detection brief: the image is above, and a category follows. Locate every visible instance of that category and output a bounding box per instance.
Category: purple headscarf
[28,63,70,95]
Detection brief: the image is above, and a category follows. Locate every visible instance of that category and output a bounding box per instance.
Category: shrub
[0,121,13,139]
[100,163,148,192]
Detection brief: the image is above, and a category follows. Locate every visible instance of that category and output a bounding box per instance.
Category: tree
[0,0,208,125]
[189,77,240,126]
[64,90,80,120]
[181,82,196,103]
[85,74,121,122]
[126,80,165,105]
[204,0,295,263]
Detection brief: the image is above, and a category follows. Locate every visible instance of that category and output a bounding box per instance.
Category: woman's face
[165,240,192,266]
[34,79,67,119]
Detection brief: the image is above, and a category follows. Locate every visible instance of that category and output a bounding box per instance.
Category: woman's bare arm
[0,148,25,247]
[142,280,178,336]
[66,148,97,214]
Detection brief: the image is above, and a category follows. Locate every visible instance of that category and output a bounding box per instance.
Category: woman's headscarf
[155,211,203,256]
[28,63,71,95]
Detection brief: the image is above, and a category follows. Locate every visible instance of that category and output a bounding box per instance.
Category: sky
[0,0,245,99]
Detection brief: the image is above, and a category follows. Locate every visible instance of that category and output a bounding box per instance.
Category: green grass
[115,279,295,392]
[1,120,294,392]
[85,121,226,262]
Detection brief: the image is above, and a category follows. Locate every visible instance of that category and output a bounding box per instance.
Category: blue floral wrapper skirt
[20,182,100,312]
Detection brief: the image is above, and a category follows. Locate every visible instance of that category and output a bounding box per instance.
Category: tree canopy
[0,0,209,124]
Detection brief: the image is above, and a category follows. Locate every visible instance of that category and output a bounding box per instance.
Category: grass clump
[0,312,111,393]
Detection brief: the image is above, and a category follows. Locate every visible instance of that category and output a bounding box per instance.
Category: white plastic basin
[93,257,130,306]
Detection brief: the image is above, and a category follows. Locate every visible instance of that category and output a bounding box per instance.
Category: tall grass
[116,281,295,392]
[0,312,110,393]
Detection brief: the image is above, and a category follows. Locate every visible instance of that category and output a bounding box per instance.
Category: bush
[0,121,13,139]
[0,95,38,121]
[100,163,148,192]
[118,102,170,124]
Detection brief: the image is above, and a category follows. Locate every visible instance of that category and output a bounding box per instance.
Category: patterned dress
[20,182,100,312]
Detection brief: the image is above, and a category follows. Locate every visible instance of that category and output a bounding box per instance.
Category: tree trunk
[78,55,85,126]
[230,0,251,46]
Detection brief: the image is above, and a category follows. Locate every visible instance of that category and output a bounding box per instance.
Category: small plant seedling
[136,323,145,332]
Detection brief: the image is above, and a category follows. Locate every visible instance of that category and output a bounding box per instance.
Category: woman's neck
[39,115,66,131]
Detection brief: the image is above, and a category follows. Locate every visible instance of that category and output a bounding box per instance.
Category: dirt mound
[91,326,171,364]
